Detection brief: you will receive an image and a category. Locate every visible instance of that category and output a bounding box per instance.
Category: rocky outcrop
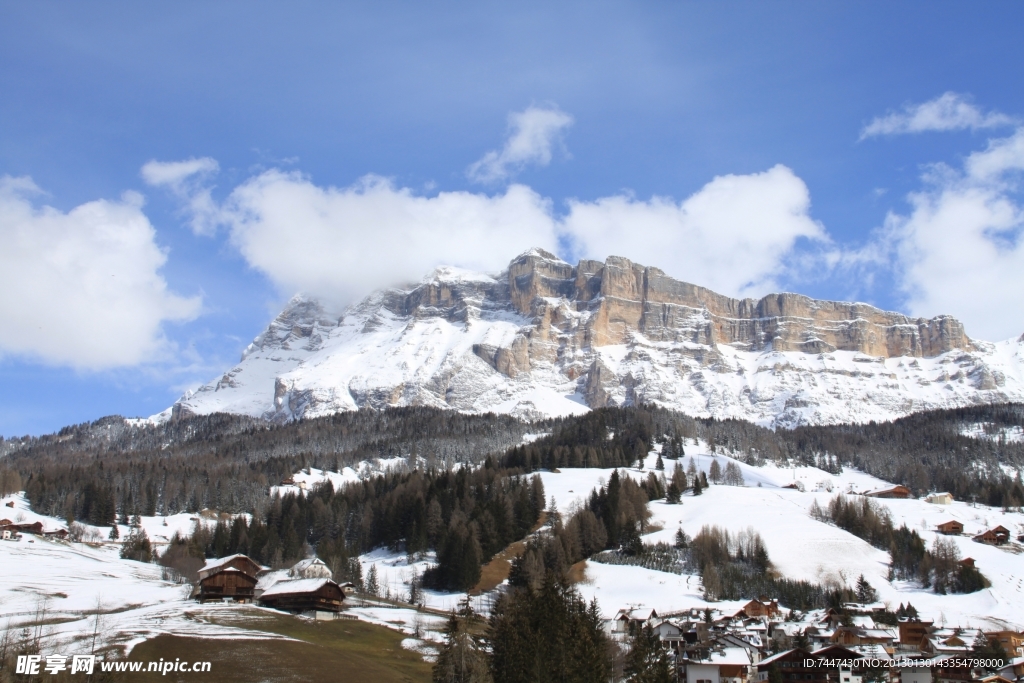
[505,249,971,359]
[169,248,1023,428]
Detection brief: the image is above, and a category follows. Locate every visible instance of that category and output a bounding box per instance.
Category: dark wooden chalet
[973,526,1010,545]
[865,485,912,499]
[898,620,933,649]
[198,553,264,581]
[756,649,824,683]
[757,646,868,683]
[740,598,779,618]
[258,578,346,614]
[198,568,258,603]
[936,520,963,535]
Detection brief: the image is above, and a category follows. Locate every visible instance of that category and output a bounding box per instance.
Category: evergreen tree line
[161,461,546,592]
[430,577,623,683]
[501,409,654,471]
[7,404,1024,534]
[508,470,653,590]
[505,404,1024,507]
[7,407,537,524]
[809,494,989,594]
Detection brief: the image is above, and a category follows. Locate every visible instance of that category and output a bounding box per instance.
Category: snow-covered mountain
[168,248,1024,428]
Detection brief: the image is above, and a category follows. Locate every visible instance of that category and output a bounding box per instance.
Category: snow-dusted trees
[666,463,686,503]
[724,461,745,486]
[855,574,878,603]
[120,527,152,562]
[708,459,722,484]
[0,467,21,496]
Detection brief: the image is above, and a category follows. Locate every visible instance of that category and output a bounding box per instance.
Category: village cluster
[609,598,1020,683]
[178,541,1024,683]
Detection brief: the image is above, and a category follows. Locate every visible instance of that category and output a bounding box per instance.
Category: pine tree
[108,525,119,541]
[674,528,689,549]
[433,603,492,683]
[692,476,703,496]
[624,623,672,683]
[666,482,681,504]
[120,528,152,562]
[655,454,664,471]
[366,565,380,596]
[409,573,422,605]
[855,574,878,603]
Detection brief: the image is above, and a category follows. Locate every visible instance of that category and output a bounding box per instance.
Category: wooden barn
[198,568,258,603]
[198,554,265,581]
[936,520,963,535]
[258,579,346,614]
[865,485,912,499]
[973,526,1011,546]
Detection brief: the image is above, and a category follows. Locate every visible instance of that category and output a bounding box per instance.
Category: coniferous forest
[1,403,1022,596]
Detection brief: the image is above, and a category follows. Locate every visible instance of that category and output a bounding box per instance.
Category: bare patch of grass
[128,609,432,683]
[469,512,548,595]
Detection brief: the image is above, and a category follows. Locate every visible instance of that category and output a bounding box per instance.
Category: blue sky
[2,2,1024,436]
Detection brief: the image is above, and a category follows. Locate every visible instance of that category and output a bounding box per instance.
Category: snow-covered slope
[536,444,1024,628]
[167,249,1024,428]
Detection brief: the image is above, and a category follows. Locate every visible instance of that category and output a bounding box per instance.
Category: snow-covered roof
[759,649,802,667]
[705,647,753,666]
[200,553,261,573]
[259,578,337,598]
[255,568,289,592]
[291,557,326,572]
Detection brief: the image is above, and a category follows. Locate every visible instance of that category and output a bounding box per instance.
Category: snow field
[533,440,1024,629]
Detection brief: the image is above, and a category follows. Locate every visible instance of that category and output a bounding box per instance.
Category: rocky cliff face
[169,249,1024,428]
[508,249,971,358]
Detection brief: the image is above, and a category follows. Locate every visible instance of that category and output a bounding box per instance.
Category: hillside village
[5,428,1024,683]
[183,543,1024,683]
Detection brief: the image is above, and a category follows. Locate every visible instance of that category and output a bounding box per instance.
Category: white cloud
[467,105,574,183]
[0,177,201,370]
[141,157,221,235]
[154,161,819,308]
[221,171,560,307]
[886,127,1024,341]
[861,92,1014,139]
[562,165,827,298]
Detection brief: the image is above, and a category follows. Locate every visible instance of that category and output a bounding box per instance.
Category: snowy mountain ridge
[168,248,1024,428]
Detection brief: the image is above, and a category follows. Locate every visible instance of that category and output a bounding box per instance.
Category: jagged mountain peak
[168,250,1023,427]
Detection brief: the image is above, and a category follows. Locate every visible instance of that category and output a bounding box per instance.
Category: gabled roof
[291,557,328,572]
[200,553,264,574]
[759,649,808,668]
[255,568,289,592]
[706,647,753,666]
[259,578,339,598]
